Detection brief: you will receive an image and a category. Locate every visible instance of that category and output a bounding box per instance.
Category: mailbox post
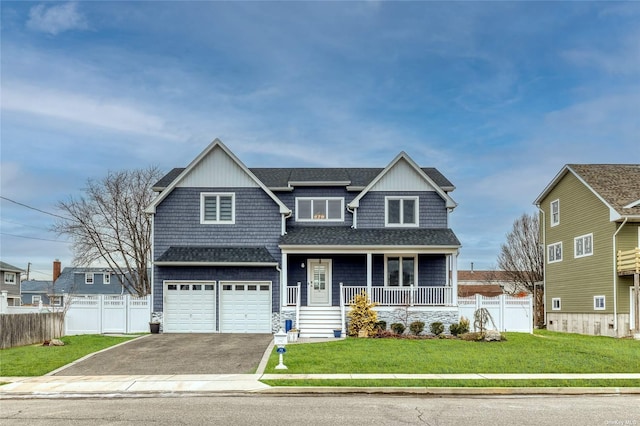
[274,329,288,370]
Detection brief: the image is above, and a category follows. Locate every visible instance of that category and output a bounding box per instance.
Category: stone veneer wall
[547,313,631,338]
[272,310,297,333]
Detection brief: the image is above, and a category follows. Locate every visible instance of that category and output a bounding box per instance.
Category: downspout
[536,205,546,326]
[281,211,292,236]
[347,205,357,229]
[612,217,628,334]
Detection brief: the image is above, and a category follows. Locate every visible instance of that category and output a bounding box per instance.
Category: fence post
[499,294,505,331]
[0,290,8,313]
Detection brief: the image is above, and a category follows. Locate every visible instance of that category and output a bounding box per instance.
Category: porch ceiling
[280,226,461,248]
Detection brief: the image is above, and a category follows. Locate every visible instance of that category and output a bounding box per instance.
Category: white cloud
[2,82,183,140]
[26,2,88,35]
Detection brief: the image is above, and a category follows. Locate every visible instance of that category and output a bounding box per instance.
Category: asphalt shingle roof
[156,246,277,264]
[0,261,25,272]
[280,226,461,247]
[569,164,640,217]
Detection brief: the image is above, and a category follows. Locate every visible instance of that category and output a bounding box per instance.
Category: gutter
[612,217,628,333]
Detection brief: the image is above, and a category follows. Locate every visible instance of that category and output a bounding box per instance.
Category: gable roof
[146,139,291,215]
[347,152,457,209]
[534,164,640,221]
[0,261,25,273]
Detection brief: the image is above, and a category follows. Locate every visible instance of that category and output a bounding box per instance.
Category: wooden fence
[0,312,64,349]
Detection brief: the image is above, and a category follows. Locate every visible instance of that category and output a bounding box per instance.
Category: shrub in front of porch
[347,291,378,337]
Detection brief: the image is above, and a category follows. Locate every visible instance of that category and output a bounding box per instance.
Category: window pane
[576,239,583,256]
[219,196,233,221]
[204,196,217,221]
[327,199,342,219]
[387,258,399,286]
[403,199,416,224]
[585,236,592,254]
[402,258,414,286]
[313,200,326,219]
[298,199,311,219]
[388,199,400,224]
[555,244,562,260]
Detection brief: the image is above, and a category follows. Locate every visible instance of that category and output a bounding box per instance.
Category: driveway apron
[54,334,273,376]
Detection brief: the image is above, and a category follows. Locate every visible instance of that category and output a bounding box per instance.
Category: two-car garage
[163,281,272,333]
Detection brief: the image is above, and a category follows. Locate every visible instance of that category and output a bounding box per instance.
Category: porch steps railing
[298,306,342,338]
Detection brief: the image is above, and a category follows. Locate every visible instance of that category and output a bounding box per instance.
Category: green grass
[262,379,640,388]
[265,330,640,374]
[0,334,136,376]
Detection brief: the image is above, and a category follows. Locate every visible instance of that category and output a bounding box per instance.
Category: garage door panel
[164,282,216,333]
[220,282,271,333]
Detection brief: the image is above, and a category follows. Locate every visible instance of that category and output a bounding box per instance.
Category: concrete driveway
[54,334,273,376]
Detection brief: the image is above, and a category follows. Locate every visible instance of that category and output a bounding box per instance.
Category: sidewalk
[2,373,639,398]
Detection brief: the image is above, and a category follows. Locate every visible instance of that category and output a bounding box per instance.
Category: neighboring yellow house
[534,164,640,338]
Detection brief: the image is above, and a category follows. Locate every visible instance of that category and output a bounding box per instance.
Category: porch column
[366,252,372,297]
[281,253,288,307]
[451,253,458,306]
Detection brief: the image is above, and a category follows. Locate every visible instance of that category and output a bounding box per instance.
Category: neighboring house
[20,280,54,306]
[0,261,25,306]
[457,269,522,297]
[146,139,462,336]
[534,164,640,337]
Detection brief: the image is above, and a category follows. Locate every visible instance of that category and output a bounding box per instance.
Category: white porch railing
[342,285,454,307]
[286,285,298,306]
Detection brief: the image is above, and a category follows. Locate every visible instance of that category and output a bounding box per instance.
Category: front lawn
[265,330,640,374]
[0,334,136,377]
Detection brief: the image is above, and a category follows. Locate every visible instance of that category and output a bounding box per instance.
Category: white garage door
[164,282,216,333]
[220,282,271,333]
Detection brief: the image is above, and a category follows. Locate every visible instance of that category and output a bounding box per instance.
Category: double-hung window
[386,197,418,227]
[385,256,416,287]
[103,273,111,284]
[85,273,94,284]
[548,242,562,263]
[550,199,560,227]
[574,233,593,258]
[201,193,235,224]
[296,198,344,222]
[4,272,16,285]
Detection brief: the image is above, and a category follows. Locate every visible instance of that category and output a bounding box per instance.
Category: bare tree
[53,167,162,296]
[497,212,544,327]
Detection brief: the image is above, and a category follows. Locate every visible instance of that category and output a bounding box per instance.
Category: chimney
[53,259,61,282]
[470,262,474,273]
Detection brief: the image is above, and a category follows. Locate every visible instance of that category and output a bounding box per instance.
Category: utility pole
[26,262,31,281]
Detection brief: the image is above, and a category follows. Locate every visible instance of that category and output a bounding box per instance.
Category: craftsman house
[147,139,461,336]
[534,164,640,337]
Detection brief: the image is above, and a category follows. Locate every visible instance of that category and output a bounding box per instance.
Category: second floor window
[574,234,593,258]
[548,242,562,263]
[386,197,418,227]
[296,198,344,222]
[85,273,94,284]
[550,199,559,227]
[201,193,235,224]
[4,272,16,284]
[103,273,111,284]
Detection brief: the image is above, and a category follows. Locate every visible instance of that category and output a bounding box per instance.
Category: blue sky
[1,1,639,280]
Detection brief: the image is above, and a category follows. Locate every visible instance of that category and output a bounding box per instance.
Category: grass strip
[261,379,640,388]
[0,334,136,376]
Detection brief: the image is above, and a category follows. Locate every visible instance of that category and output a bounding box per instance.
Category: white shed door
[164,282,216,333]
[220,282,271,333]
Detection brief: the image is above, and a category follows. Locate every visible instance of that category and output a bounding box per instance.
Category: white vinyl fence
[458,294,533,333]
[65,294,151,335]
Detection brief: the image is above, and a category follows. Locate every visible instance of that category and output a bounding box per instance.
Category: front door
[308,259,331,306]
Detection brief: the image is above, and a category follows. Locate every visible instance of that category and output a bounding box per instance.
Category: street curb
[256,386,640,395]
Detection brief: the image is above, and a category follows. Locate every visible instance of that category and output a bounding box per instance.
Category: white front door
[308,259,331,306]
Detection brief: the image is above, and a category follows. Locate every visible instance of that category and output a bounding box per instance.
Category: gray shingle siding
[356,191,448,229]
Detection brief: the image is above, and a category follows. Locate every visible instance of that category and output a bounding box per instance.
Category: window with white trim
[296,198,344,222]
[547,242,562,263]
[550,199,559,227]
[552,298,561,310]
[85,273,94,284]
[32,295,41,304]
[201,193,235,224]
[594,295,605,310]
[103,273,111,284]
[4,272,16,284]
[385,197,418,227]
[385,255,416,287]
[51,296,62,306]
[574,233,593,258]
